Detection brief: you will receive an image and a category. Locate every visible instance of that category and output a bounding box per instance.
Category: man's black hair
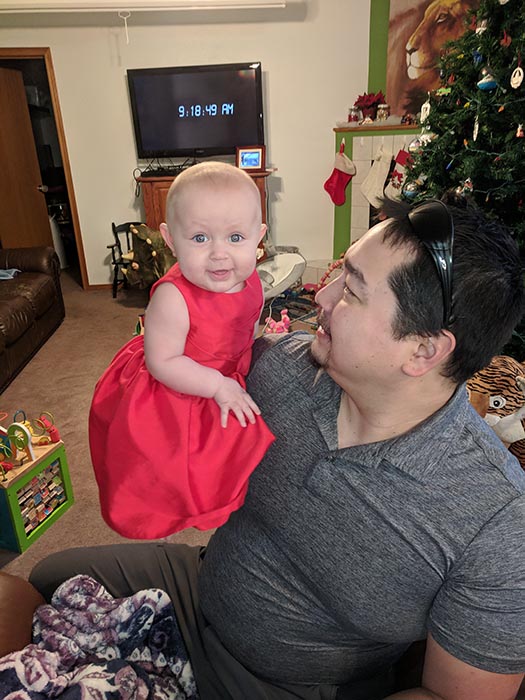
[380,193,524,385]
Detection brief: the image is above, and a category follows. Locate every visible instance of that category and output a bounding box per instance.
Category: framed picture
[368,0,476,116]
[236,145,266,171]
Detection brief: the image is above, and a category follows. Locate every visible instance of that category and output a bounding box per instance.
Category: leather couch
[0,247,65,395]
[0,572,44,657]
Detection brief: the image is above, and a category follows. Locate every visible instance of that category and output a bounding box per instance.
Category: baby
[89,162,275,539]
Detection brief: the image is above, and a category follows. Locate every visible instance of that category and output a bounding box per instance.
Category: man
[31,196,525,700]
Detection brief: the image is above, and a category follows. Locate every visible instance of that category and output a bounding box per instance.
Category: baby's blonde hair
[165,161,262,229]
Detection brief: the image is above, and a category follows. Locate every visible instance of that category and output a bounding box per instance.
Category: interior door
[0,66,52,248]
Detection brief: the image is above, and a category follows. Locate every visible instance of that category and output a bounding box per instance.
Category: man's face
[312,221,416,389]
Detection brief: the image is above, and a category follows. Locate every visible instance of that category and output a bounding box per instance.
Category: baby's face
[163,183,265,294]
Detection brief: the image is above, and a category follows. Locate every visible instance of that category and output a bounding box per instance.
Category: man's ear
[403,330,456,378]
[258,223,267,243]
[160,223,175,254]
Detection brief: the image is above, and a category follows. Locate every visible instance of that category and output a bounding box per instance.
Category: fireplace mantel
[331,124,419,258]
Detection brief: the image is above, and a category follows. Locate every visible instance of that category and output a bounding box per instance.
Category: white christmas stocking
[384,149,412,200]
[360,145,393,208]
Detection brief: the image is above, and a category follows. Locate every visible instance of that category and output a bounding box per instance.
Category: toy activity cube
[0,441,73,552]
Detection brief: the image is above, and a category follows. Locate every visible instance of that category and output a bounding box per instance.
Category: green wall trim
[331,1,395,259]
[368,0,390,94]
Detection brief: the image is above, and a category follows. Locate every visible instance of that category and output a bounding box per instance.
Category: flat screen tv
[127,62,264,159]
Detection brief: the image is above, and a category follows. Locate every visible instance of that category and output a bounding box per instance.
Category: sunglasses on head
[407,199,455,329]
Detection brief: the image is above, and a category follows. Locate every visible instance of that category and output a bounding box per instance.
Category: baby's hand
[213,377,261,428]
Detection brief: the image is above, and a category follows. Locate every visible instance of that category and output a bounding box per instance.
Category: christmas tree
[404,0,525,358]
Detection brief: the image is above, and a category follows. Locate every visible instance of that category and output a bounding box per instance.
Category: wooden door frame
[0,47,88,289]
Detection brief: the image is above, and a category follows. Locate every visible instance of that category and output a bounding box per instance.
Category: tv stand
[137,171,272,230]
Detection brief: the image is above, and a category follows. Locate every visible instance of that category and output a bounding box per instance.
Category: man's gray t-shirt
[199,333,525,687]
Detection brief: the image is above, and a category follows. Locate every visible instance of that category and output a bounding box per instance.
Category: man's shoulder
[460,402,525,494]
[251,331,315,372]
[249,331,321,397]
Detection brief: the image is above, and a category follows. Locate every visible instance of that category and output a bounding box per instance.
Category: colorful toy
[0,415,9,456]
[264,308,291,334]
[7,422,35,463]
[467,355,525,470]
[35,412,61,444]
[0,409,61,459]
[0,459,13,481]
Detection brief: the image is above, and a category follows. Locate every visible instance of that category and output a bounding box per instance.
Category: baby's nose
[210,241,228,258]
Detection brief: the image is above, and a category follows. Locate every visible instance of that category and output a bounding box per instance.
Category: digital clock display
[177,103,234,118]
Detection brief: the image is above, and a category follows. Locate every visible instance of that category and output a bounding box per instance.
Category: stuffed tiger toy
[467,355,525,471]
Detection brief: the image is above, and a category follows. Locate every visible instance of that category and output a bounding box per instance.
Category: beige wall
[0,1,371,285]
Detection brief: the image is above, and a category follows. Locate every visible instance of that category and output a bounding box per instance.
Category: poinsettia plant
[353,90,386,109]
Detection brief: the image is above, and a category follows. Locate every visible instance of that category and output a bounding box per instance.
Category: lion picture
[386,0,479,116]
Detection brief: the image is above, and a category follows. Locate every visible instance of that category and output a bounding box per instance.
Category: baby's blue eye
[192,233,208,243]
[229,233,244,243]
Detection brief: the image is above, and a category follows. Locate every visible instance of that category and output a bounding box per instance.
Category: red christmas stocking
[324,139,356,206]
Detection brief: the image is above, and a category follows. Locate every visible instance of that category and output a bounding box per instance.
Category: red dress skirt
[89,264,275,539]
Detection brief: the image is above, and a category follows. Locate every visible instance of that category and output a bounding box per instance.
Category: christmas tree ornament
[473,116,480,141]
[455,178,474,196]
[323,138,356,206]
[408,137,423,154]
[477,68,498,90]
[473,49,483,66]
[517,124,525,138]
[499,0,509,4]
[511,66,524,89]
[500,30,512,48]
[420,131,435,146]
[476,19,488,35]
[402,181,420,200]
[420,95,431,123]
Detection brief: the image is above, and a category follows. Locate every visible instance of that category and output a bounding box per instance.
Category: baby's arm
[144,283,260,428]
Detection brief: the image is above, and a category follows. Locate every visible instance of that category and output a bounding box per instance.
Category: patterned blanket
[0,574,198,699]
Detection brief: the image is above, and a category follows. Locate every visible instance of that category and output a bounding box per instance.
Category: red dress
[89,264,275,539]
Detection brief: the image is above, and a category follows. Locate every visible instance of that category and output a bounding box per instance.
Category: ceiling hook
[118,10,131,44]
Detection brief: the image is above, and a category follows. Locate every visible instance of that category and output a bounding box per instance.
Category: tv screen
[127,62,264,159]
